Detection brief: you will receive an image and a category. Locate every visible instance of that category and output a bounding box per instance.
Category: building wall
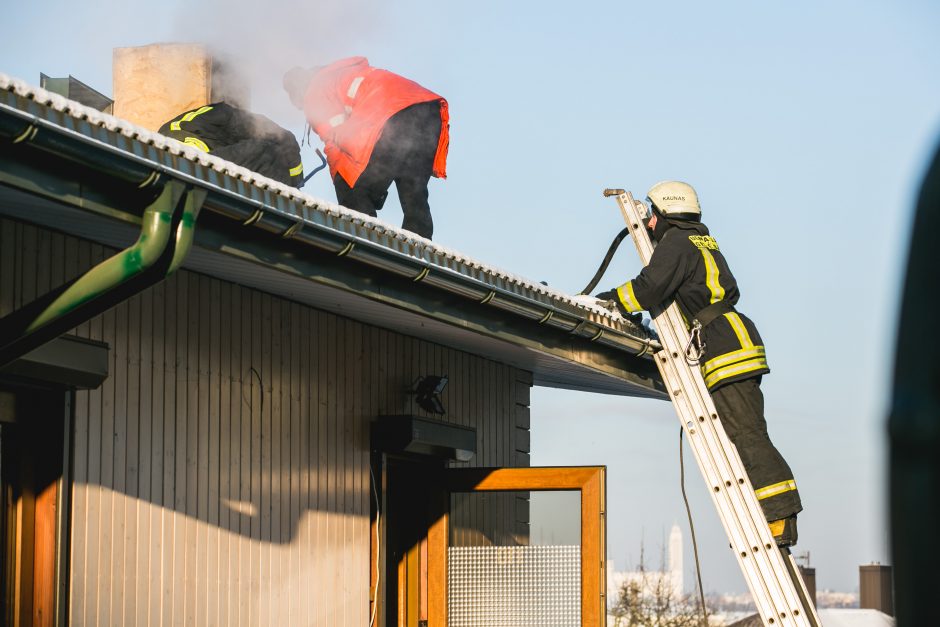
[0,217,532,626]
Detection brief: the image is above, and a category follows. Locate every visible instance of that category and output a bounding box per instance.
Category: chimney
[859,563,893,616]
[112,43,249,131]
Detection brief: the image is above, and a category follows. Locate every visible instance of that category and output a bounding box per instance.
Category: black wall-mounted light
[411,375,448,415]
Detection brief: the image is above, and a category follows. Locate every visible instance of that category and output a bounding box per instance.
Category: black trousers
[333,101,441,239]
[214,138,302,187]
[711,378,803,521]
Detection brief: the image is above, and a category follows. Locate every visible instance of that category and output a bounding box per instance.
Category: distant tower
[668,523,684,597]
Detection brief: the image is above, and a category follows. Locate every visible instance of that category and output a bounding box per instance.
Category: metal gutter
[219,202,657,358]
[0,71,663,393]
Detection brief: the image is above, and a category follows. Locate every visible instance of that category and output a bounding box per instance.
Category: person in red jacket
[283,58,449,239]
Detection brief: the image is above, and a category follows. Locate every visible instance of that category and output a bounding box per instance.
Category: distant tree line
[609,568,713,627]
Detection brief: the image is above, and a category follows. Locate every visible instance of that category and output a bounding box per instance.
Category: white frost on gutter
[0,71,627,325]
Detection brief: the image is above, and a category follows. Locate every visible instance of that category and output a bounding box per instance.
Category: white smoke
[171,0,389,131]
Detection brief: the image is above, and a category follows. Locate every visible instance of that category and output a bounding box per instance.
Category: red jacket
[302,57,449,187]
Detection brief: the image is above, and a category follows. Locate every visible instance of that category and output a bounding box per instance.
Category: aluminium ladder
[604,189,821,627]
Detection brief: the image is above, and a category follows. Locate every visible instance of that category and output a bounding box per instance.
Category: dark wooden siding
[448,368,532,548]
[0,217,532,626]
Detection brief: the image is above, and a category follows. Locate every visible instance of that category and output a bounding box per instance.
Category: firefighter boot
[769,516,798,548]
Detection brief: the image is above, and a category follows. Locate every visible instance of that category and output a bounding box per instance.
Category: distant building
[726,561,896,627]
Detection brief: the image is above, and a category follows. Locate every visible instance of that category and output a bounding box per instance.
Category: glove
[594,289,630,317]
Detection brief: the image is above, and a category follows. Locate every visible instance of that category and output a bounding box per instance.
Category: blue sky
[4,0,940,594]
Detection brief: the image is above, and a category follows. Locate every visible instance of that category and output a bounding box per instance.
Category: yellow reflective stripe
[755,479,797,501]
[616,282,643,313]
[703,357,767,388]
[182,137,210,152]
[701,249,725,304]
[170,105,214,131]
[289,163,303,177]
[702,346,766,376]
[725,312,754,348]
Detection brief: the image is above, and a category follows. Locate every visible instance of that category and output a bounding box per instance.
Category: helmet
[646,180,701,220]
[282,67,318,109]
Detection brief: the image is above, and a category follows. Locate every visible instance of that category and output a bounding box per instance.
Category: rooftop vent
[39,73,113,114]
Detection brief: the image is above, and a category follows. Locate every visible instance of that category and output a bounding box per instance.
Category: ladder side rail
[784,551,820,622]
[614,192,819,626]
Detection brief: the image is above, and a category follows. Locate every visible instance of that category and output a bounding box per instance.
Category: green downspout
[168,188,201,273]
[0,180,206,366]
[27,182,201,332]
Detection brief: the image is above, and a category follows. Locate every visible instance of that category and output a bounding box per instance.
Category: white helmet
[646,180,701,219]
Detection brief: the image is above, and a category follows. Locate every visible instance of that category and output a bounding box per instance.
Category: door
[0,386,70,627]
[380,455,440,627]
[427,466,607,627]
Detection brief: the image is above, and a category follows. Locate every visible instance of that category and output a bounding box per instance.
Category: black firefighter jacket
[614,221,769,390]
[159,103,304,187]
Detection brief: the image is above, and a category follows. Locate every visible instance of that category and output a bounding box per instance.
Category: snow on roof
[0,70,636,330]
[818,608,895,627]
[729,608,895,627]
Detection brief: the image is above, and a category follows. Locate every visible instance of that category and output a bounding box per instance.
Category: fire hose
[577,226,630,295]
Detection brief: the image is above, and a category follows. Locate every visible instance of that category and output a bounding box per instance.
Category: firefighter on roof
[159,102,304,187]
[282,58,449,240]
[596,180,802,547]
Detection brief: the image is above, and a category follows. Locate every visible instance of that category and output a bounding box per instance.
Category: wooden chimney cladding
[0,217,532,626]
[112,43,250,132]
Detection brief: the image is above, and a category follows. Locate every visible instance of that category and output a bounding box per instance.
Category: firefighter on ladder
[596,181,802,546]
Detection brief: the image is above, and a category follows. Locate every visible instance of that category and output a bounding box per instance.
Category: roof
[818,609,895,627]
[0,71,665,398]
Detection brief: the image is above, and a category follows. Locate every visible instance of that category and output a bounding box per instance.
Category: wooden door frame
[427,466,607,627]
